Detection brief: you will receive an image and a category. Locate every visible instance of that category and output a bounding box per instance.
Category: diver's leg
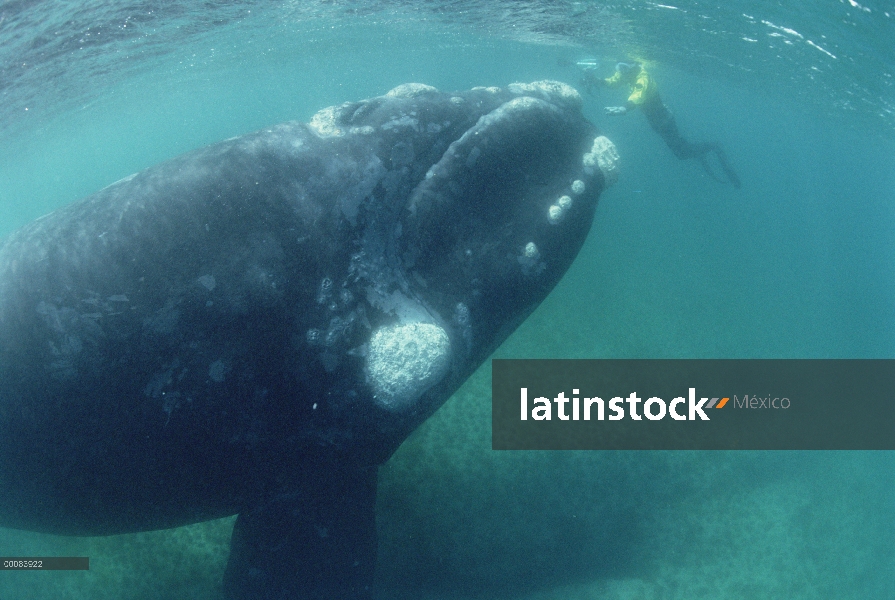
[698,154,728,184]
[695,144,742,188]
[696,143,743,188]
[643,100,697,159]
[643,99,741,187]
[712,146,742,189]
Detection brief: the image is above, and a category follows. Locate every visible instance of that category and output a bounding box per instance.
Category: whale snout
[394,82,617,367]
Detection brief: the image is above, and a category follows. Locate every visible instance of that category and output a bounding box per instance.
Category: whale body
[0,81,618,598]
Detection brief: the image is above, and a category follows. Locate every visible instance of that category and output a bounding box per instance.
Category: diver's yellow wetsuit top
[604,68,658,106]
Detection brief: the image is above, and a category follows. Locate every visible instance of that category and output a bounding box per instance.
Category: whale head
[302,82,618,451]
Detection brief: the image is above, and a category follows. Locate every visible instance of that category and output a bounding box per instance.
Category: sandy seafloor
[0,1,893,598]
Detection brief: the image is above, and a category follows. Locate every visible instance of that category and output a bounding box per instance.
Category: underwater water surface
[0,1,893,599]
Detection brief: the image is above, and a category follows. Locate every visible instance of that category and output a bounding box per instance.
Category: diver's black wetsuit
[640,93,742,188]
[589,65,742,189]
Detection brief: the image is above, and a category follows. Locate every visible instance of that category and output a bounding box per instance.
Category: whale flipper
[224,461,378,600]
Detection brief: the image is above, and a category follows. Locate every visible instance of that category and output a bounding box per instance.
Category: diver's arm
[604,106,627,116]
[580,69,626,95]
[604,70,646,115]
[579,70,608,95]
[603,71,623,88]
[604,100,635,116]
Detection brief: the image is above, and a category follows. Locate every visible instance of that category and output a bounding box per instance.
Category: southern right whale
[0,81,619,599]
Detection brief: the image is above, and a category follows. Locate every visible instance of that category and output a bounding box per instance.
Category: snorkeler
[581,62,742,189]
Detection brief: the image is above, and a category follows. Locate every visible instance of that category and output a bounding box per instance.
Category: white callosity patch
[367,322,451,410]
[385,83,439,98]
[548,195,573,225]
[518,242,545,276]
[507,80,582,109]
[547,204,564,224]
[471,86,502,94]
[502,96,539,110]
[582,136,620,186]
[523,242,539,259]
[309,105,344,137]
[547,196,572,225]
[307,86,435,137]
[571,179,585,195]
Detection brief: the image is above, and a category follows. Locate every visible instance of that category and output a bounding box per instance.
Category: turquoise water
[0,1,893,599]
